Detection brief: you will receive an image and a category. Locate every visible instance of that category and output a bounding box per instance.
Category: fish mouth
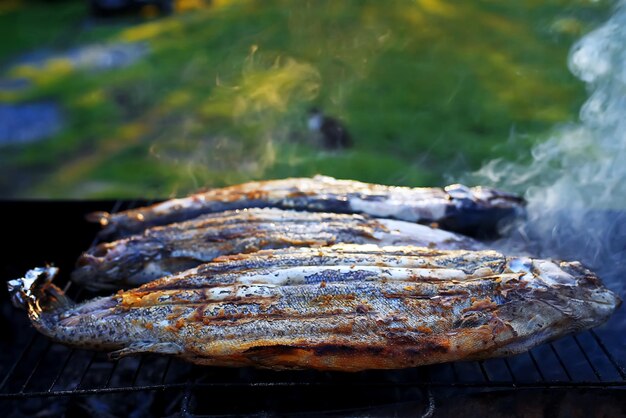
[588,288,622,308]
[557,261,622,309]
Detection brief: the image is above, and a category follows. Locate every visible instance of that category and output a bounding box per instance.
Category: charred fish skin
[10,246,619,371]
[73,208,483,290]
[139,245,505,291]
[92,176,525,239]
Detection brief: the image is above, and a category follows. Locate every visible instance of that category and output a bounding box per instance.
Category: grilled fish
[9,245,619,371]
[92,176,525,239]
[74,208,483,290]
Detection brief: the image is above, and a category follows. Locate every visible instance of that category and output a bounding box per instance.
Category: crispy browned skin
[9,245,620,371]
[92,176,525,239]
[74,208,483,290]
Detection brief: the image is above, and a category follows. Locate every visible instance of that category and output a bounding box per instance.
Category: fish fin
[7,267,71,313]
[86,211,110,226]
[109,341,183,360]
[87,211,119,240]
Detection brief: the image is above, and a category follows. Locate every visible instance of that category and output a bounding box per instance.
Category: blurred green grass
[0,0,611,198]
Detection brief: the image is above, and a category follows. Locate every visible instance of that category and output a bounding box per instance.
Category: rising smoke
[472,1,626,292]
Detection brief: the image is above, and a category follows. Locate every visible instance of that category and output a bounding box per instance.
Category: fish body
[74,208,483,290]
[93,176,525,239]
[9,245,619,371]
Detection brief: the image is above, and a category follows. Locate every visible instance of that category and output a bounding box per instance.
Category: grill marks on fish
[138,246,504,292]
[73,209,483,290]
[70,280,500,362]
[117,271,493,310]
[91,176,525,239]
[9,246,620,371]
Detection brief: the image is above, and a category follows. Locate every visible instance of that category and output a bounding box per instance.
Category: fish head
[487,257,620,357]
[505,257,621,333]
[545,260,622,323]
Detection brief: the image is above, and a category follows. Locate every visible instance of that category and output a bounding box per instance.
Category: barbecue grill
[2,201,625,416]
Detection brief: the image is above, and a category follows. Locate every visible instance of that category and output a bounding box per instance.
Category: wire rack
[1,200,625,416]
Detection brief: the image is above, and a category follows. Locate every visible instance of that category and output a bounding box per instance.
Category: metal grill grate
[1,200,624,416]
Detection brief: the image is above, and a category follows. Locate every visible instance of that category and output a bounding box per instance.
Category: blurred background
[0,0,611,198]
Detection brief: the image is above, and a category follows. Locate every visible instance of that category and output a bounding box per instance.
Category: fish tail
[7,267,73,315]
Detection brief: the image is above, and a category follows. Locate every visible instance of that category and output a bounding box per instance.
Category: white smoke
[473,1,626,293]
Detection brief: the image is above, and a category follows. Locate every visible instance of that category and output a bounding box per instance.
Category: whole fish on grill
[74,208,483,290]
[92,176,525,239]
[9,245,619,371]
